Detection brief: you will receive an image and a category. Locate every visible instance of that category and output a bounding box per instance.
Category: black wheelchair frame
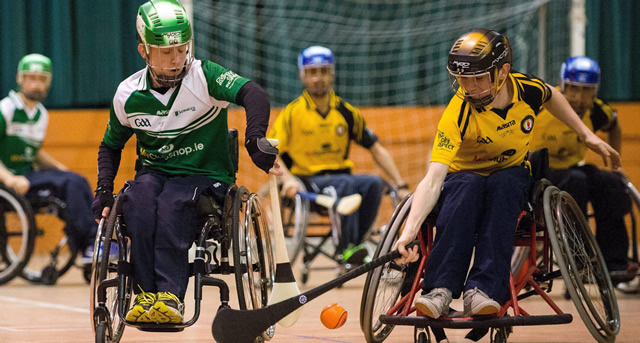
[90,129,276,343]
[0,183,36,284]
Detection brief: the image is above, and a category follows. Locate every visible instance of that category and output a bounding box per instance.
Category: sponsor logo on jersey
[496,120,516,131]
[156,110,169,116]
[336,124,346,136]
[134,118,152,127]
[158,144,174,153]
[436,130,454,151]
[476,136,493,144]
[520,115,534,134]
[499,129,514,138]
[216,70,240,89]
[301,129,314,135]
[140,142,205,161]
[488,149,517,163]
[175,106,196,116]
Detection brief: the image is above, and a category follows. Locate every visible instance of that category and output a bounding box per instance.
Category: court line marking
[0,295,89,314]
[278,333,351,342]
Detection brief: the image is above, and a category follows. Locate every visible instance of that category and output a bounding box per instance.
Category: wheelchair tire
[0,184,36,285]
[543,186,620,343]
[233,188,275,311]
[95,321,108,343]
[360,194,413,343]
[90,196,127,343]
[282,193,309,265]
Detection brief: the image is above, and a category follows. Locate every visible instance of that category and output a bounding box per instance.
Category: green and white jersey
[0,90,48,175]
[104,60,249,184]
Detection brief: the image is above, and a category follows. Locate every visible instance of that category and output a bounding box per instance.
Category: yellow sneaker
[125,290,156,322]
[150,292,184,323]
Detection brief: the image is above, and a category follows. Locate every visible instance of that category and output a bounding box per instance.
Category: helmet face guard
[561,56,600,94]
[447,28,512,107]
[144,41,194,88]
[137,0,194,87]
[448,69,503,107]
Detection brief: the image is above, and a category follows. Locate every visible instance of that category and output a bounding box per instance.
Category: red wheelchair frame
[360,180,620,343]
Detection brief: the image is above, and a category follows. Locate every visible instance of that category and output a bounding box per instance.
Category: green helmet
[136,0,192,47]
[17,53,52,86]
[136,0,193,87]
[18,53,52,74]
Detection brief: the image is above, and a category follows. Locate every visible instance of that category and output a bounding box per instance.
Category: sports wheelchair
[90,130,276,343]
[262,176,400,285]
[0,183,36,284]
[360,175,620,342]
[0,182,82,285]
[21,185,87,285]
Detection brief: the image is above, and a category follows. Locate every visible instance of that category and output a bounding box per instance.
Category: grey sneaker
[414,288,452,319]
[463,287,500,316]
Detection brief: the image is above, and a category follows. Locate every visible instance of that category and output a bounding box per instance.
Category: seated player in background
[394,29,620,319]
[531,56,638,283]
[268,46,409,265]
[0,53,97,265]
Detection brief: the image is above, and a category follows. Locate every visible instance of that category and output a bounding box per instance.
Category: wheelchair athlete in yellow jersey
[394,28,620,320]
[268,46,409,265]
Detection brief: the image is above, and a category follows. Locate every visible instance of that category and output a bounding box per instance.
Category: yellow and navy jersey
[268,90,378,176]
[431,72,551,176]
[531,97,616,169]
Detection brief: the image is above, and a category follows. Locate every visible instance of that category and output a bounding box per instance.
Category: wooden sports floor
[2,255,640,343]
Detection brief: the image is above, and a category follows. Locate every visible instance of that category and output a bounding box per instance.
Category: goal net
[192,0,571,221]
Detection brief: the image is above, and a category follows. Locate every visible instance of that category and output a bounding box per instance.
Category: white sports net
[193,0,571,220]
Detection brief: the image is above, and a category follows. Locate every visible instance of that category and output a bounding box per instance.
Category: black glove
[92,185,114,219]
[245,137,278,174]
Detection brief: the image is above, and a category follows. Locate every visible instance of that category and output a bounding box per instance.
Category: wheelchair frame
[21,186,81,285]
[0,183,36,284]
[90,129,276,342]
[278,178,400,285]
[90,183,275,343]
[360,180,620,343]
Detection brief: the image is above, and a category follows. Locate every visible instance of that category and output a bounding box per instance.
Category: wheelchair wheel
[20,195,76,284]
[360,195,413,343]
[233,187,275,311]
[90,197,128,343]
[543,186,620,343]
[0,184,36,285]
[21,234,75,285]
[281,192,309,265]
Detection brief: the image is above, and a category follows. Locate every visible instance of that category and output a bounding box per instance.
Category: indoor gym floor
[1,254,640,343]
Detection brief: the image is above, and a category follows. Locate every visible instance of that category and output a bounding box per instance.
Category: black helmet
[447,28,512,106]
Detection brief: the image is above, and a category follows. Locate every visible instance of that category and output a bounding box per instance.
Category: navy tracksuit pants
[25,169,97,252]
[119,171,228,300]
[308,174,384,248]
[422,166,531,303]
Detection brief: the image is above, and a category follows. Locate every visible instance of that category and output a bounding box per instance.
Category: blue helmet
[560,56,600,90]
[298,46,334,73]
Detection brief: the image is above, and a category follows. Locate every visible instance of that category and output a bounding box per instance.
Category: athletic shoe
[125,290,156,322]
[463,287,500,316]
[414,288,452,319]
[609,261,639,284]
[342,243,368,265]
[80,243,119,265]
[150,292,185,323]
